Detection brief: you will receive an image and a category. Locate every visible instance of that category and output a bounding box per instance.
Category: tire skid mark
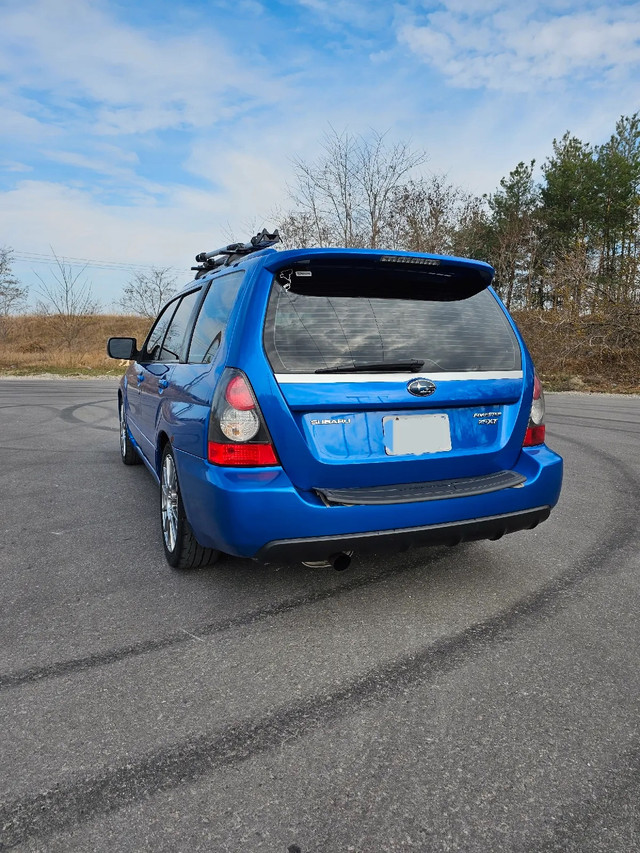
[0,400,117,435]
[551,407,638,418]
[0,404,62,416]
[58,400,118,433]
[549,417,640,438]
[550,413,640,428]
[0,558,435,692]
[0,447,118,454]
[0,428,627,693]
[1,436,638,848]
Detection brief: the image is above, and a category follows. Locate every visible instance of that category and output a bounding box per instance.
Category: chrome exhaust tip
[302,551,353,570]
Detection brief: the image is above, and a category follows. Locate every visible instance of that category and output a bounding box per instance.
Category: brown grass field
[0,314,151,376]
[513,308,640,393]
[0,311,638,391]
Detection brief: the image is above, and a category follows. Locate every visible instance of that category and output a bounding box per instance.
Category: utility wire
[12,250,181,274]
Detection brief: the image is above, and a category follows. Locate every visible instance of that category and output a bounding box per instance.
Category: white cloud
[1,0,638,308]
[398,2,640,91]
[400,26,452,60]
[0,0,282,137]
[1,161,32,173]
[0,169,292,305]
[293,0,383,27]
[0,78,62,141]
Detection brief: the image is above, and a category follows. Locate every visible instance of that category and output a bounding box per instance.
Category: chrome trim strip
[275,370,524,384]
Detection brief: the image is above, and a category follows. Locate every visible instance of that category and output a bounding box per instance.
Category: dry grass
[0,314,151,375]
[513,307,640,392]
[1,311,638,391]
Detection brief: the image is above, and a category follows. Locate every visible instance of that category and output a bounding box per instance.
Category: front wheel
[160,446,219,570]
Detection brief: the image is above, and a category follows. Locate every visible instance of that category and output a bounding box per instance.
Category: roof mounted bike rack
[192,229,281,278]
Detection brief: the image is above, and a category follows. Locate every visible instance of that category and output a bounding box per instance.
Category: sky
[1,0,639,309]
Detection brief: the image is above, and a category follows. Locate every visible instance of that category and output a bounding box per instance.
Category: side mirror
[107,337,138,360]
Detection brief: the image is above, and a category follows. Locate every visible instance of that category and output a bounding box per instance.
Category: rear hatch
[260,252,527,496]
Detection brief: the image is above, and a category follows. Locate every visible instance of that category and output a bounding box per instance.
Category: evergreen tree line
[281,116,640,314]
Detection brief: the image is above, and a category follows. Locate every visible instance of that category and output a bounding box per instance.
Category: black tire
[160,445,219,570]
[119,403,142,465]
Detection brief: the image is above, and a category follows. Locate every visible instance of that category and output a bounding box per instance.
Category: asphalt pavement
[0,380,639,852]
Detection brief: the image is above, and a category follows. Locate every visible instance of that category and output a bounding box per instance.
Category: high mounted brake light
[380,256,441,266]
[524,373,546,447]
[208,369,279,467]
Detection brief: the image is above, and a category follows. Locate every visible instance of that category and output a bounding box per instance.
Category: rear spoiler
[264,250,494,301]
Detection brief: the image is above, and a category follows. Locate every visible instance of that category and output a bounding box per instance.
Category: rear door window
[263,276,520,374]
[188,271,245,363]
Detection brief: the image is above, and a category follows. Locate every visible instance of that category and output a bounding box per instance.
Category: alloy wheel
[119,407,127,458]
[161,453,179,553]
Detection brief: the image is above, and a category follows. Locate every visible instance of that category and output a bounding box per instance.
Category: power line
[11,250,182,274]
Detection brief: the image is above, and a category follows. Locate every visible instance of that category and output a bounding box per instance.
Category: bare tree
[548,243,596,313]
[118,268,177,319]
[0,247,28,316]
[35,251,99,348]
[383,175,493,264]
[284,128,428,248]
[388,176,482,254]
[276,209,333,250]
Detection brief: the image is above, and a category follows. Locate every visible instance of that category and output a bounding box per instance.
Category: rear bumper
[256,506,550,562]
[175,444,563,561]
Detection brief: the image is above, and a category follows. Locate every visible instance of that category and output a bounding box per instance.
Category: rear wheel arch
[159,443,219,570]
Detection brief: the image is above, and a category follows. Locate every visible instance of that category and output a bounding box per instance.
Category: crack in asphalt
[1,433,638,849]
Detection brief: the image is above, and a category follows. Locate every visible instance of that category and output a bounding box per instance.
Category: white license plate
[383,414,452,456]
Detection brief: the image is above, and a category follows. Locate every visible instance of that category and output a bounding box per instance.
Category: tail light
[523,373,546,447]
[208,369,279,466]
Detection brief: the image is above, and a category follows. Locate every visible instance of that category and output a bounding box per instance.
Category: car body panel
[134,362,174,463]
[174,443,561,558]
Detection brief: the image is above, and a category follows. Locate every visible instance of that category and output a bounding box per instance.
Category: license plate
[383,414,452,456]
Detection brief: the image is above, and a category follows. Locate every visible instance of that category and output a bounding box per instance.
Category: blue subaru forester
[108,231,562,571]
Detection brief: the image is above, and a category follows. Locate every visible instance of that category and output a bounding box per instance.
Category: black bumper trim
[256,506,551,563]
[315,470,526,506]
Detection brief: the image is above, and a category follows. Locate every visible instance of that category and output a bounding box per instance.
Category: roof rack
[192,229,281,278]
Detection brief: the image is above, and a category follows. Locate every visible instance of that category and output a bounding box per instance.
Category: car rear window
[263,276,521,374]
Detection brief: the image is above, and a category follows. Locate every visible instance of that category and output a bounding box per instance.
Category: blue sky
[1,0,639,308]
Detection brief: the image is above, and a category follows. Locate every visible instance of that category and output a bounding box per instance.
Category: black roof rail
[192,229,281,278]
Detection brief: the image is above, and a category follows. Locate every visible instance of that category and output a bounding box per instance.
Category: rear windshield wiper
[315,360,425,374]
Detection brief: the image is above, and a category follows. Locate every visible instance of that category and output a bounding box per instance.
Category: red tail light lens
[524,425,546,446]
[208,368,279,467]
[225,375,255,411]
[533,374,542,401]
[523,372,546,447]
[208,442,278,466]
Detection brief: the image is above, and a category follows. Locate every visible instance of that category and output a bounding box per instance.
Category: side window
[159,289,201,362]
[188,271,245,363]
[143,299,180,362]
